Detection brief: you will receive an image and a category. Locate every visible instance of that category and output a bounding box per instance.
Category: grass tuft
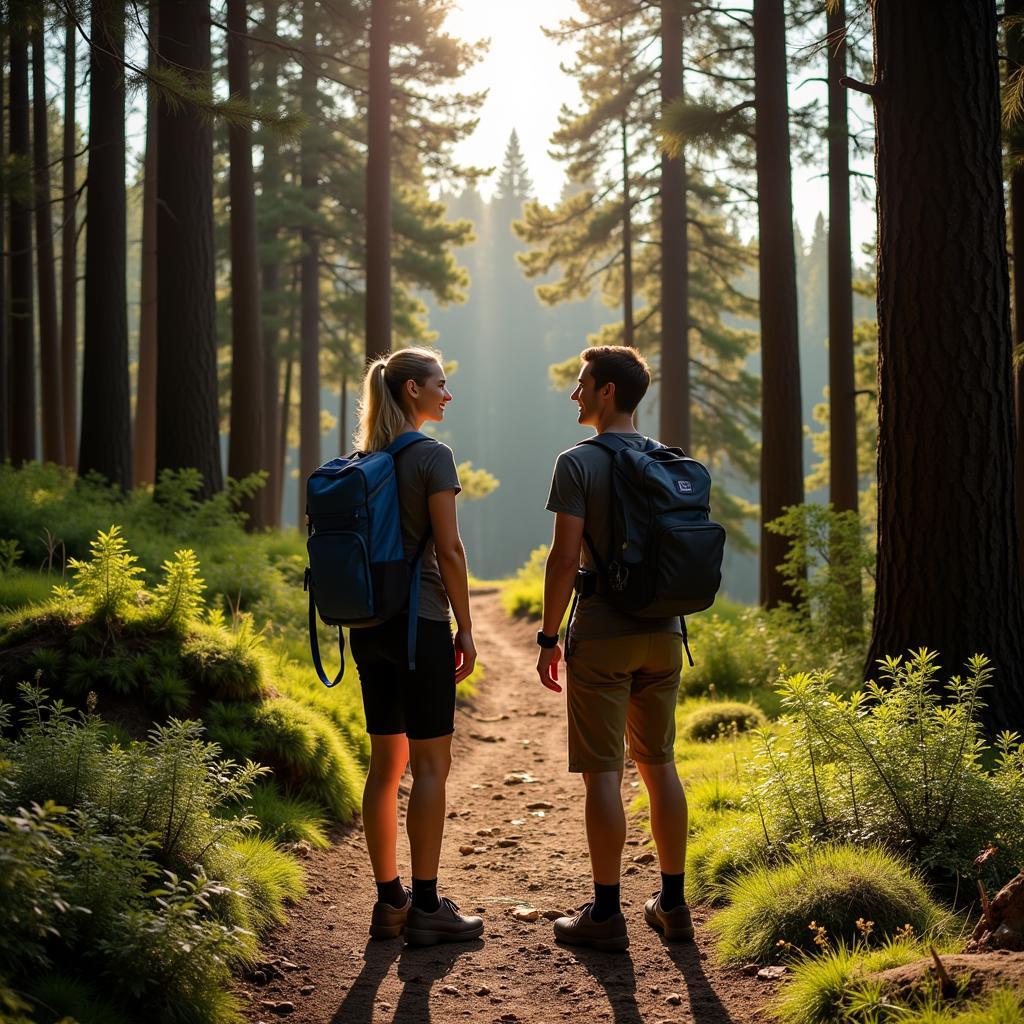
[711,844,947,963]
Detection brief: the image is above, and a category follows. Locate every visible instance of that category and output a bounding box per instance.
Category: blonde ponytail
[355,347,444,451]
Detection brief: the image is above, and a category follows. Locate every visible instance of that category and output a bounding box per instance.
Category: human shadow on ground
[569,947,641,1024]
[660,935,736,1023]
[331,938,483,1024]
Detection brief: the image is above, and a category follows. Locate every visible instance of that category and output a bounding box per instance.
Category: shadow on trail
[331,938,484,1024]
[660,935,736,1023]
[569,947,640,1024]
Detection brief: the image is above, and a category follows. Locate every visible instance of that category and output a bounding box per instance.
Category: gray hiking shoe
[369,887,411,939]
[404,897,484,946]
[644,893,695,942]
[552,903,629,952]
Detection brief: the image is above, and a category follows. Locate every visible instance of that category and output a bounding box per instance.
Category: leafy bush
[682,701,766,741]
[711,844,947,963]
[0,686,295,1024]
[750,652,1024,885]
[501,545,547,619]
[687,811,771,904]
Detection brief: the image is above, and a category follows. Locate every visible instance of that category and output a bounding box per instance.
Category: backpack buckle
[608,561,629,592]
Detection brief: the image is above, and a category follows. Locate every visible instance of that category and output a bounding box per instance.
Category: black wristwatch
[536,630,559,649]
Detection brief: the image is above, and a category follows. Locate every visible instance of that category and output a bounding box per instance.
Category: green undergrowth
[0,686,302,1024]
[711,844,948,963]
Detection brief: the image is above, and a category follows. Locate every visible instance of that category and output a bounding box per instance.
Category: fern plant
[151,548,206,631]
[65,526,145,620]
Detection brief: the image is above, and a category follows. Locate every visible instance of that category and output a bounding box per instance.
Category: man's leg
[635,760,687,875]
[582,769,626,919]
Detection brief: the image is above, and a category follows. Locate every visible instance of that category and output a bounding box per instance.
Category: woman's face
[405,361,452,424]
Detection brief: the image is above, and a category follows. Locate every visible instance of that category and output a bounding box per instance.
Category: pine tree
[80,0,131,488]
[1008,0,1024,578]
[495,129,533,200]
[866,0,1024,729]
[226,0,266,528]
[0,26,7,462]
[8,10,35,465]
[60,10,78,466]
[155,0,223,497]
[33,22,63,465]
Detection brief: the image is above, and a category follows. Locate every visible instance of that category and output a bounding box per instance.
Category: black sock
[375,876,407,909]
[591,881,621,923]
[660,871,686,911]
[411,877,440,913]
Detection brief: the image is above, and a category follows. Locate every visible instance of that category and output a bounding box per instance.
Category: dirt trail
[244,591,772,1023]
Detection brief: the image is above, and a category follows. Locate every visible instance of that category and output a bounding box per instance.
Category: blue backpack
[304,432,432,686]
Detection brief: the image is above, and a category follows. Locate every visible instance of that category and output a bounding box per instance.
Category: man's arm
[536,511,585,693]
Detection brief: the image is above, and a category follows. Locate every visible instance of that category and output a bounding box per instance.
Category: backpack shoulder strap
[385,431,431,458]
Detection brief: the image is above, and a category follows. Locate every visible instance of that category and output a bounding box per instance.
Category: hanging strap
[404,528,433,671]
[681,618,694,668]
[305,568,346,687]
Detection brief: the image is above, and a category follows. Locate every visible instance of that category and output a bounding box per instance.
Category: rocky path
[244,591,772,1024]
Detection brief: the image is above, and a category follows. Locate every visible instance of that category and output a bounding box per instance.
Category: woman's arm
[428,488,476,682]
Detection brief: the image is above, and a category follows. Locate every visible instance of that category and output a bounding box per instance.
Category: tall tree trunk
[1010,0,1024,581]
[827,0,857,516]
[365,0,391,361]
[340,369,348,453]
[61,12,77,466]
[826,0,861,622]
[659,0,689,449]
[258,0,282,526]
[280,349,294,524]
[133,6,157,486]
[754,0,804,608]
[80,0,131,488]
[0,28,9,463]
[227,0,265,527]
[155,0,223,498]
[33,24,64,466]
[866,0,1024,730]
[9,19,36,465]
[298,0,320,525]
[621,114,635,349]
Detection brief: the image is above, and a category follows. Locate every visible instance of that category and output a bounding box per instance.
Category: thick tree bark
[9,22,36,465]
[33,24,64,466]
[754,0,804,608]
[227,0,265,528]
[61,13,77,466]
[155,0,223,498]
[867,0,1024,730]
[659,0,689,450]
[827,0,857,516]
[1010,0,1024,581]
[280,349,294,524]
[298,0,320,525]
[340,369,348,453]
[621,114,635,349]
[365,0,391,362]
[133,7,157,486]
[0,31,9,462]
[258,0,282,526]
[80,0,131,488]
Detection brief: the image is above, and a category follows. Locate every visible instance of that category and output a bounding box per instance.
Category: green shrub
[244,783,330,848]
[27,973,133,1024]
[682,701,766,741]
[771,938,927,1024]
[687,811,771,904]
[501,545,547,620]
[751,652,1024,884]
[712,844,947,963]
[0,568,55,611]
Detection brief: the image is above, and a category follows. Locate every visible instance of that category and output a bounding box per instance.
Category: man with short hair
[536,345,693,952]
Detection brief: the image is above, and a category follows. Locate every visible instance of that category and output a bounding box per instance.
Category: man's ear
[602,381,615,403]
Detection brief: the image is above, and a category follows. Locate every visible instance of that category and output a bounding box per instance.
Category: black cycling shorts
[349,615,456,740]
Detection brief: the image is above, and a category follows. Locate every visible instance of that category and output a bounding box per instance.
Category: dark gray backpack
[573,434,726,656]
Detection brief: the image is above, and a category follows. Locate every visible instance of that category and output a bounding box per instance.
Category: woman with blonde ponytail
[350,347,483,947]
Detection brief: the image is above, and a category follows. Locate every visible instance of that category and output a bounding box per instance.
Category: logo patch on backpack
[676,479,693,494]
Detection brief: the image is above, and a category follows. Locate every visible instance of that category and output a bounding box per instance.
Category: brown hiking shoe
[404,897,484,946]
[552,903,629,952]
[644,893,695,942]
[369,887,411,940]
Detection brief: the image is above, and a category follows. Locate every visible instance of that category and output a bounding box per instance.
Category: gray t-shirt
[394,435,462,622]
[546,432,681,641]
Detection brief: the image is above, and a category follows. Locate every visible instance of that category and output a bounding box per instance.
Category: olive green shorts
[565,633,683,773]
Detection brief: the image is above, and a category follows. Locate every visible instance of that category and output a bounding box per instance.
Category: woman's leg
[406,734,453,880]
[363,733,410,882]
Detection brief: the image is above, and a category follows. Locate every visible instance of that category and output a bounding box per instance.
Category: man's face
[570,361,604,427]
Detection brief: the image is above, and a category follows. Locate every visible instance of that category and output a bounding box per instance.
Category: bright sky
[442,0,876,259]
